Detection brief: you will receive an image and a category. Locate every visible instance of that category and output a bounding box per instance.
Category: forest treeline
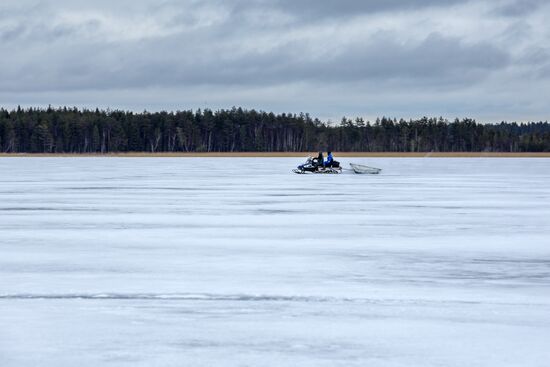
[1,106,549,153]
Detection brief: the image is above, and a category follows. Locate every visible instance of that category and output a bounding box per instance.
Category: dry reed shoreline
[1,152,549,158]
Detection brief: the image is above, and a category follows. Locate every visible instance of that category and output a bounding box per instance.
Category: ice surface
[1,157,549,366]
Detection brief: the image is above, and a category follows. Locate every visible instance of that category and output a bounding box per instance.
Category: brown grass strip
[1,152,550,158]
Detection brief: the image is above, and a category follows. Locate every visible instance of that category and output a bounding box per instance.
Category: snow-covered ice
[1,157,549,366]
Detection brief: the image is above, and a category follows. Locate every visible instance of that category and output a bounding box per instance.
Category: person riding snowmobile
[312,152,324,169]
[325,151,334,166]
[325,151,339,168]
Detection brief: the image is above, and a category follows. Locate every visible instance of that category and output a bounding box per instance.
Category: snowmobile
[293,156,342,174]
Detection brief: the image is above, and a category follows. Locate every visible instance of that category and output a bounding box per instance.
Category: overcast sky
[1,0,549,122]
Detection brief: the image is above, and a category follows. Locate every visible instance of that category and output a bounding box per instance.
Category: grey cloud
[0,0,549,121]
[1,31,510,92]
[493,0,546,16]
[294,33,510,84]
[269,0,467,18]
[185,33,511,87]
[0,24,26,41]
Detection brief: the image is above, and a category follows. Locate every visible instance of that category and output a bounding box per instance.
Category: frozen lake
[1,157,549,367]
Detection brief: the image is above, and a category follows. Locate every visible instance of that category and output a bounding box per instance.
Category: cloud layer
[1,0,549,121]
